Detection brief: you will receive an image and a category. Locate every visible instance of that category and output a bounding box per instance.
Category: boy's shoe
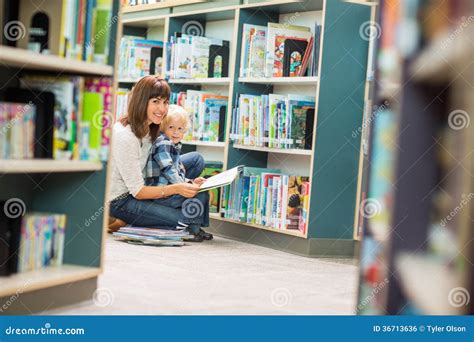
[108,216,126,234]
[198,229,213,241]
[183,233,204,242]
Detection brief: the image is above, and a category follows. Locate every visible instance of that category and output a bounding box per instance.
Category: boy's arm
[154,141,186,184]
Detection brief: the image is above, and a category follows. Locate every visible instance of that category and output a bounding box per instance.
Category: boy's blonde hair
[161,104,190,131]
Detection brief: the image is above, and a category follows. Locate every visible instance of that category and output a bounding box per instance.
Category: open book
[199,165,244,192]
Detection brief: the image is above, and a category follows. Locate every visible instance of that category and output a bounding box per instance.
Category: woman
[108,76,211,242]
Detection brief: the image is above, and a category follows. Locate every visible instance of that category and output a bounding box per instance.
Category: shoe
[108,216,126,234]
[198,229,213,241]
[183,233,204,242]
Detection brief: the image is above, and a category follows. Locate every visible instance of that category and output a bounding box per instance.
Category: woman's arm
[135,182,200,200]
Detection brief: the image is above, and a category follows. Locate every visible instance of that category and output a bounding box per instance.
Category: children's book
[199,165,244,192]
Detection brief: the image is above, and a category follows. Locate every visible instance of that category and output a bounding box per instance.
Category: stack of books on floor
[240,22,322,78]
[171,90,228,143]
[231,94,315,150]
[1,209,67,276]
[113,227,192,246]
[221,167,310,234]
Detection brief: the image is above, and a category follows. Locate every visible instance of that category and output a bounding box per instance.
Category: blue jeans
[110,152,208,234]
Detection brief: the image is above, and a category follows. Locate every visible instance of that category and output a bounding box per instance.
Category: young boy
[144,105,212,241]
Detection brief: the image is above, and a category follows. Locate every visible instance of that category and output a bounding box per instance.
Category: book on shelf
[220,167,310,233]
[0,102,36,160]
[231,93,315,150]
[17,75,112,161]
[166,33,229,79]
[118,36,164,80]
[16,0,113,63]
[170,90,228,143]
[115,88,131,120]
[0,208,67,276]
[239,22,322,78]
[199,161,224,213]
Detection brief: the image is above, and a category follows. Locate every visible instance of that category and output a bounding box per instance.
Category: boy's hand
[192,177,206,186]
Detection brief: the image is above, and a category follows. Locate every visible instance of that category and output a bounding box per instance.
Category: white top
[109,122,152,201]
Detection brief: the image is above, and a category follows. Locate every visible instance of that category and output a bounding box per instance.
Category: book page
[199,165,243,192]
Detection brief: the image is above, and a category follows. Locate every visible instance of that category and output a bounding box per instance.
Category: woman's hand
[174,183,200,198]
[192,177,206,186]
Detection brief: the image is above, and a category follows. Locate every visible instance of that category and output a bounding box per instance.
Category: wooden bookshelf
[411,29,471,83]
[238,76,318,85]
[0,265,101,298]
[0,46,113,76]
[0,160,103,173]
[395,254,462,315]
[233,144,312,156]
[168,77,231,85]
[118,78,139,83]
[122,0,205,13]
[0,0,121,314]
[182,141,226,148]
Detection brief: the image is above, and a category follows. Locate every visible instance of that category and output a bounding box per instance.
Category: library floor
[46,236,359,315]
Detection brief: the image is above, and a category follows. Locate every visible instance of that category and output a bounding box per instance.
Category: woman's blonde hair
[119,75,171,142]
[160,104,190,131]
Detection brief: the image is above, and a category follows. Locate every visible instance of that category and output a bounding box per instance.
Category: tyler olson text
[428,325,466,333]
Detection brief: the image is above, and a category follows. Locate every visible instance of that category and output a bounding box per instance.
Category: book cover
[191,36,210,78]
[287,176,310,230]
[266,23,311,77]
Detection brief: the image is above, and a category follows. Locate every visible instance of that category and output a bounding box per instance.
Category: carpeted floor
[46,236,359,315]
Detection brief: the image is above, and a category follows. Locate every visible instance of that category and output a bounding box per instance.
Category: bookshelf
[356,0,473,315]
[117,0,372,257]
[238,76,318,85]
[0,0,121,313]
[0,45,114,76]
[233,144,312,156]
[0,160,103,173]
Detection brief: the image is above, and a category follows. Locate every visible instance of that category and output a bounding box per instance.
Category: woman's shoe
[183,233,204,242]
[108,216,126,234]
[198,229,213,241]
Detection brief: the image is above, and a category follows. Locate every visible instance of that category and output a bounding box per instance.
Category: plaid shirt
[143,134,186,186]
